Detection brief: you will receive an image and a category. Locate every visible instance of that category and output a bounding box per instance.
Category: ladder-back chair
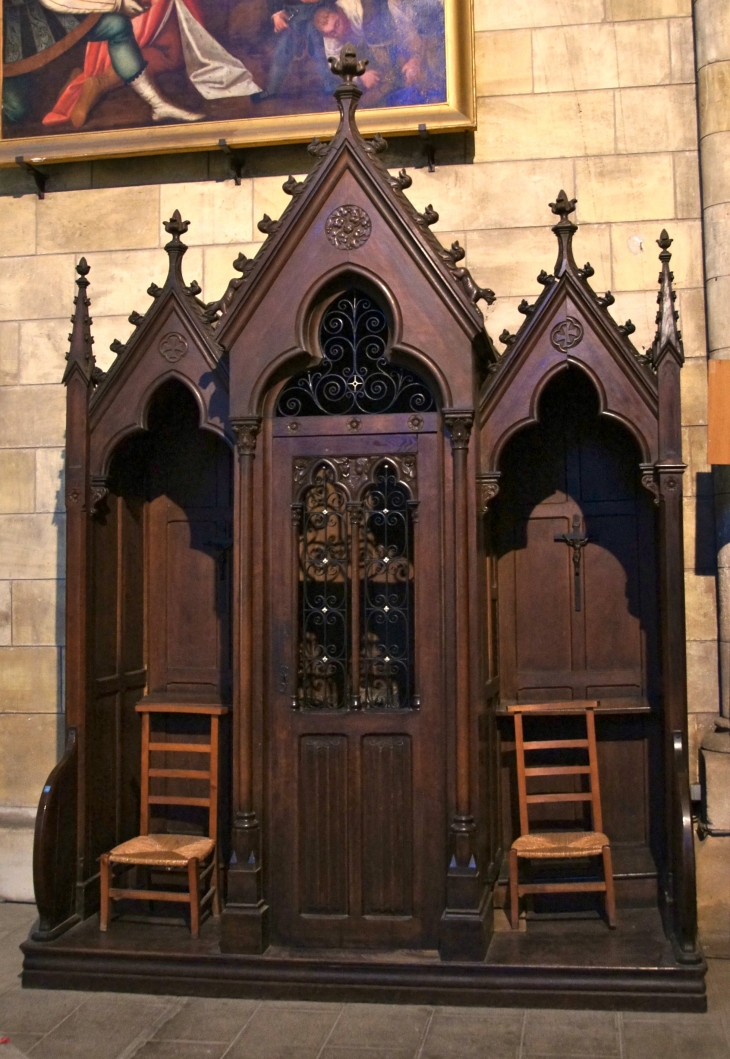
[508,702,616,930]
[100,702,228,938]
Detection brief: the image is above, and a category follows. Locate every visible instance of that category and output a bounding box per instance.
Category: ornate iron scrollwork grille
[298,463,350,710]
[360,461,415,710]
[277,289,436,417]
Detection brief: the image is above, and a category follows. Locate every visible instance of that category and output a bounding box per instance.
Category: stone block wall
[0,0,717,901]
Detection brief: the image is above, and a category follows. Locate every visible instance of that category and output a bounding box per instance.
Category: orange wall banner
[709,361,730,465]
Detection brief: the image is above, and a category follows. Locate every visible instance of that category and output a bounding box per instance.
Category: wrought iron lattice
[298,463,350,710]
[360,462,415,710]
[277,289,436,417]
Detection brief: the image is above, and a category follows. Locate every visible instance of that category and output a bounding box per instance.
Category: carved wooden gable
[210,47,495,416]
[479,192,664,484]
[88,212,230,481]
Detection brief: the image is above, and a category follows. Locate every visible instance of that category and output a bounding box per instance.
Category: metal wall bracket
[416,124,436,173]
[218,139,245,185]
[15,155,47,199]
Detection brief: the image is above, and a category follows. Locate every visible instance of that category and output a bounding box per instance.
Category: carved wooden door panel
[267,414,445,949]
[495,370,659,709]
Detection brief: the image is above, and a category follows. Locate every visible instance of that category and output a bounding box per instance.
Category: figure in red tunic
[41,0,260,128]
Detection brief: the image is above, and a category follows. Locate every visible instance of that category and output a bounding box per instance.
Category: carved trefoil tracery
[293,456,418,713]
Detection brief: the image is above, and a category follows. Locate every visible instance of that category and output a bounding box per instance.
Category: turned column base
[220,897,270,954]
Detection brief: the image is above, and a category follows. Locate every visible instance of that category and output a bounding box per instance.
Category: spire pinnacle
[651,229,683,366]
[63,257,95,385]
[549,190,578,275]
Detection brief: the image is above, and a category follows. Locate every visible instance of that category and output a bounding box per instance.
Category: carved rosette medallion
[158,332,188,363]
[325,205,372,250]
[550,317,584,353]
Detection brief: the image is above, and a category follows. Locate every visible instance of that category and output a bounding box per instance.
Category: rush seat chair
[99,702,228,938]
[508,702,616,930]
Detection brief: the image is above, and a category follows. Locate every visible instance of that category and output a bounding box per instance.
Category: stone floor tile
[153,997,259,1042]
[131,1043,229,1059]
[706,959,730,1014]
[226,1006,340,1059]
[22,1039,135,1059]
[321,1050,417,1059]
[258,1000,345,1011]
[4,1033,43,1055]
[422,1010,523,1059]
[0,905,36,932]
[523,1010,619,1056]
[622,1014,730,1059]
[32,993,173,1059]
[327,1004,431,1051]
[0,984,87,1034]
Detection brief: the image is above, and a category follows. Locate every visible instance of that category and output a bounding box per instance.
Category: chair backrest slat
[136,704,228,843]
[509,703,604,837]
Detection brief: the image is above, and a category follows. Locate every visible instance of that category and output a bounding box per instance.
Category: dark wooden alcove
[86,379,234,886]
[23,49,706,1010]
[491,367,662,907]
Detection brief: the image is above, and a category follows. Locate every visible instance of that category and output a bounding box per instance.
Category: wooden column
[440,410,488,961]
[652,232,700,962]
[63,260,94,918]
[221,415,269,953]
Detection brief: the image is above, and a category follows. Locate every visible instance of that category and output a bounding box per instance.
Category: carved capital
[655,461,686,498]
[90,475,109,514]
[476,472,501,515]
[231,417,262,456]
[639,463,660,506]
[443,410,474,451]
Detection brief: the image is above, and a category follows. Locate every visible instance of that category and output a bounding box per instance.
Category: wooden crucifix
[555,514,590,612]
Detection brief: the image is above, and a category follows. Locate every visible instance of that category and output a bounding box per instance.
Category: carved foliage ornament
[551,317,584,353]
[159,332,188,363]
[232,417,261,455]
[294,454,417,500]
[443,412,473,450]
[325,205,372,250]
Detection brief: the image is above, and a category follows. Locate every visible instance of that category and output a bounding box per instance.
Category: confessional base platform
[21,907,706,1011]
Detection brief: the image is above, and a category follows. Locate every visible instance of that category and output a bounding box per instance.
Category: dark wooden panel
[584,516,642,674]
[514,516,572,673]
[361,735,413,916]
[298,736,349,916]
[166,515,220,676]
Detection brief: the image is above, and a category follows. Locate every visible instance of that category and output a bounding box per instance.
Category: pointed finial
[328,44,367,135]
[651,229,683,366]
[549,190,577,222]
[328,43,368,83]
[164,209,190,242]
[63,257,95,385]
[162,210,190,289]
[549,190,578,276]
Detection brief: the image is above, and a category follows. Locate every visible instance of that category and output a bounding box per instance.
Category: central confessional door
[267,414,445,949]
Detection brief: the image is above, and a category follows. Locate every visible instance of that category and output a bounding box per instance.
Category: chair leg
[509,848,520,930]
[212,855,221,917]
[602,845,617,928]
[99,854,110,932]
[188,857,200,938]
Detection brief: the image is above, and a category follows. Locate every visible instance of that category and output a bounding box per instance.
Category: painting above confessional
[0,0,473,164]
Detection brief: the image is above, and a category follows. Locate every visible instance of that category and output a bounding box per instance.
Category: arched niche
[86,380,233,875]
[487,366,663,907]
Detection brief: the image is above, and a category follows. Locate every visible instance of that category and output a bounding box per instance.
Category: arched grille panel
[277,289,436,417]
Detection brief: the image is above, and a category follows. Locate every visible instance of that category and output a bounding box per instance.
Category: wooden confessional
[24,48,705,1008]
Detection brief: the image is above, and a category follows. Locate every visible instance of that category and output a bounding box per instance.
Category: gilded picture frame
[0,0,474,166]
